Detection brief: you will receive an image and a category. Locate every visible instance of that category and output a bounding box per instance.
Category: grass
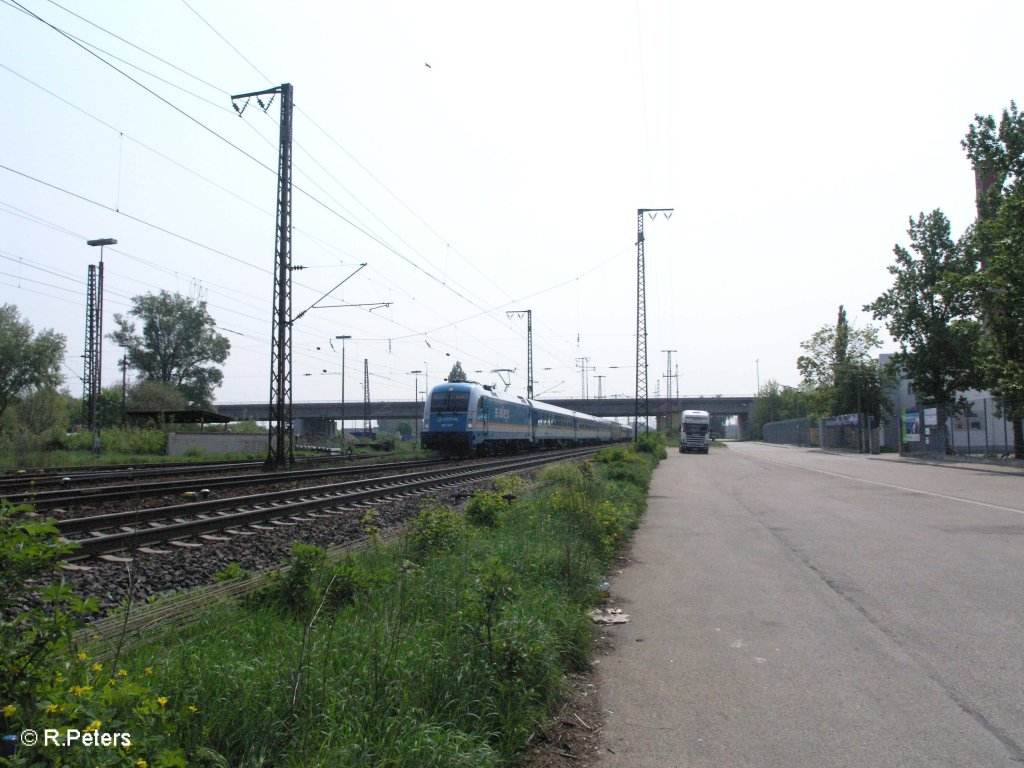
[2,437,662,766]
[123,441,658,766]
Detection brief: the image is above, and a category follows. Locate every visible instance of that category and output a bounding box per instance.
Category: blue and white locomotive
[421,381,631,456]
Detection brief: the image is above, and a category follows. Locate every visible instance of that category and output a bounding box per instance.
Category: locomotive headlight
[466,421,473,429]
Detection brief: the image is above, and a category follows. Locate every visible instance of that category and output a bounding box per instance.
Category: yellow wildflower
[69,685,93,697]
[45,703,59,714]
[156,696,168,708]
[117,669,128,677]
[135,759,148,768]
[84,720,101,733]
[187,705,198,714]
[91,662,103,673]
[143,667,153,676]
[2,704,16,717]
[77,651,88,661]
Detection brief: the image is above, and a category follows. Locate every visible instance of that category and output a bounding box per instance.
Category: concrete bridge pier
[294,417,337,439]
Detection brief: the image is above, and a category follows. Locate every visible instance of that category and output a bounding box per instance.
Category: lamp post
[119,345,129,427]
[335,335,351,435]
[409,369,423,443]
[86,237,116,454]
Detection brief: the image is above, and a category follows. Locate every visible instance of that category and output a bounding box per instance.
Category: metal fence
[762,417,816,447]
[945,397,1019,456]
[819,413,873,452]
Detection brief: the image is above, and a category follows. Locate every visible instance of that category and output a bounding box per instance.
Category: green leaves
[0,304,66,420]
[109,290,230,408]
[864,209,982,406]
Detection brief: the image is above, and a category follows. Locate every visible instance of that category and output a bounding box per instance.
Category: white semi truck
[679,409,711,454]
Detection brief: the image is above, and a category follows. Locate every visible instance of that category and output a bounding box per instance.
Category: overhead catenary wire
[3,2,641,399]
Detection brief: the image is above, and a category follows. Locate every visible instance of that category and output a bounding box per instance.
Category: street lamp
[86,237,116,454]
[409,370,423,443]
[119,345,129,426]
[335,335,351,435]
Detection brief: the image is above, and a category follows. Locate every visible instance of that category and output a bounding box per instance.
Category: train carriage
[421,381,629,456]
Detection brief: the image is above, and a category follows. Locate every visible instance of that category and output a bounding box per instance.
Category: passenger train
[421,381,632,456]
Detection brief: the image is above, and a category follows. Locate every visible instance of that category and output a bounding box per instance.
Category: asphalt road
[596,442,1024,767]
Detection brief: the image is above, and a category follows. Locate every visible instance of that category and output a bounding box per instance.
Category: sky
[2,0,1021,410]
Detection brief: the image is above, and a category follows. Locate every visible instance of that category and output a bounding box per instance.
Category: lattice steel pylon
[83,264,99,429]
[233,83,295,468]
[506,310,533,399]
[362,358,372,439]
[635,208,673,438]
[662,349,676,400]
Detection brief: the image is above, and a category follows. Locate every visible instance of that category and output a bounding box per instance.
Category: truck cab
[680,409,711,454]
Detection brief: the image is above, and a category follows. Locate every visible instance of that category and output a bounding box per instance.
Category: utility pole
[506,310,533,398]
[85,237,115,454]
[83,265,98,431]
[335,335,352,437]
[575,357,591,399]
[595,374,606,399]
[362,358,372,439]
[636,208,673,438]
[662,349,677,400]
[410,370,423,444]
[119,345,129,426]
[233,83,294,469]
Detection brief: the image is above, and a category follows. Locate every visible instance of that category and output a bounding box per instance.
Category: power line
[43,0,230,95]
[180,0,273,86]
[6,0,275,174]
[0,162,269,273]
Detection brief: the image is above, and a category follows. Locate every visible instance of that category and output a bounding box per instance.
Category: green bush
[465,490,508,528]
[212,562,250,582]
[32,442,663,766]
[409,502,466,557]
[635,431,667,459]
[0,500,191,766]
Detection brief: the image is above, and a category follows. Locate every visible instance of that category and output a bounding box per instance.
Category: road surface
[596,442,1024,767]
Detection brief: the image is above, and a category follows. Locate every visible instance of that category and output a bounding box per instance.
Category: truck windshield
[430,391,470,413]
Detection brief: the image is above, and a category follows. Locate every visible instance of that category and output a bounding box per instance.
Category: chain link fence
[945,396,1020,457]
[762,417,816,447]
[760,397,1022,458]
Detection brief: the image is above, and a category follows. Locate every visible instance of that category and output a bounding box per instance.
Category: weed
[465,489,508,528]
[212,562,250,582]
[408,501,465,557]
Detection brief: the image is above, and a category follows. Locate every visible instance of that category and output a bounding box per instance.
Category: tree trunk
[1014,417,1024,460]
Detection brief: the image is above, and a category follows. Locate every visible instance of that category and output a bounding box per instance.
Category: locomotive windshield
[430,390,470,413]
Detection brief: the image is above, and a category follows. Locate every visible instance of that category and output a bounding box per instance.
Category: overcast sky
[2,1,1021,409]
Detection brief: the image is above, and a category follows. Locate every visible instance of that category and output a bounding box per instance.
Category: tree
[962,101,1024,458]
[109,291,230,408]
[864,210,982,406]
[752,380,812,438]
[0,305,65,421]
[12,388,72,436]
[797,306,881,390]
[447,361,468,383]
[797,306,889,420]
[127,379,189,413]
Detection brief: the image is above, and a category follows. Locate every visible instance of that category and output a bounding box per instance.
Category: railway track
[61,448,597,560]
[0,452,374,499]
[7,458,441,511]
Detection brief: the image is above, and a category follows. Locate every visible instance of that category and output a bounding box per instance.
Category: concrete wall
[167,432,267,456]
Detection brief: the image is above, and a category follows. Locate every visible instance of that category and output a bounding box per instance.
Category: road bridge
[214,395,756,439]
